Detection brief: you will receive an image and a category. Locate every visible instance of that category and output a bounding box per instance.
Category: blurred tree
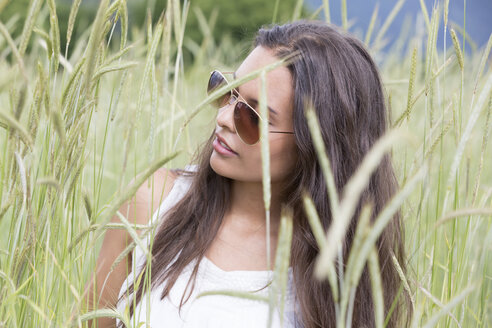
[0,0,309,61]
[182,0,309,45]
[0,0,98,58]
[140,0,310,66]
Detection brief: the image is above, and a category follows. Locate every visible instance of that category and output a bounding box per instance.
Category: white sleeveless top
[116,164,301,327]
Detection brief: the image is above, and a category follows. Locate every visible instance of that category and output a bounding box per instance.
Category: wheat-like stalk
[0,1,490,327]
[450,29,464,72]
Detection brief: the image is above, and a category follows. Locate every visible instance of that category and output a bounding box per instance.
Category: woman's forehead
[235,47,291,83]
[234,47,294,117]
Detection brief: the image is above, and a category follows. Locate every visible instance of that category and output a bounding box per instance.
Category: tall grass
[0,0,490,327]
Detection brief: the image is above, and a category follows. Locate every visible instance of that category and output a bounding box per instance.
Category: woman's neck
[222,179,285,236]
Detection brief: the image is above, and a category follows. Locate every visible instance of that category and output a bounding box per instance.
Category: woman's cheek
[269,143,298,182]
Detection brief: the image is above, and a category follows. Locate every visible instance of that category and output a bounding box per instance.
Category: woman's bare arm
[85,168,177,328]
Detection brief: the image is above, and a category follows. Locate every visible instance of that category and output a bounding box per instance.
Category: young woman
[89,20,410,328]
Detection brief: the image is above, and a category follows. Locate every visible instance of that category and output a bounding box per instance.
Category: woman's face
[210,46,298,184]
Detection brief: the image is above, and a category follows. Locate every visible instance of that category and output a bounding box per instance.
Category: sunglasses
[207,70,295,145]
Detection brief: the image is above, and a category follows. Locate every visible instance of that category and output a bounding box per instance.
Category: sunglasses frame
[207,69,295,146]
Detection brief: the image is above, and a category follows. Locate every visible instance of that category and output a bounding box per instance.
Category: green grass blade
[18,0,43,56]
[316,130,407,276]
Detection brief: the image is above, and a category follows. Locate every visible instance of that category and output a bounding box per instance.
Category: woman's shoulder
[170,163,199,177]
[124,169,171,228]
[135,164,198,218]
[137,167,178,200]
[131,166,183,225]
[138,163,197,194]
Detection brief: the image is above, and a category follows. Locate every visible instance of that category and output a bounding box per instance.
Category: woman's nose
[216,102,235,132]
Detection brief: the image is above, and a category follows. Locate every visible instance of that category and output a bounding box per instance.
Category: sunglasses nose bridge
[209,71,260,145]
[216,96,238,133]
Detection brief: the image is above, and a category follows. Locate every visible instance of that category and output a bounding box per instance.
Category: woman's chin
[209,155,231,178]
[210,156,249,181]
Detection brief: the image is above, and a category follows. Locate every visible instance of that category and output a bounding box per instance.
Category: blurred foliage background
[0,0,490,327]
[0,0,309,65]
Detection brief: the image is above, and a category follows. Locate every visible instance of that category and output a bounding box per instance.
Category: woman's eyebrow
[233,71,278,116]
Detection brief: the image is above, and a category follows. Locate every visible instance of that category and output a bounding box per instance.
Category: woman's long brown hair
[118,20,411,327]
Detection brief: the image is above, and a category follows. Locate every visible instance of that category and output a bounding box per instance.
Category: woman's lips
[213,137,238,156]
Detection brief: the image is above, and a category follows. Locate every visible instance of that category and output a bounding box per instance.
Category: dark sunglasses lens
[234,102,259,144]
[207,71,230,108]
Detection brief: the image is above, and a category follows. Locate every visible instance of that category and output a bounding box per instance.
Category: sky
[306,0,492,55]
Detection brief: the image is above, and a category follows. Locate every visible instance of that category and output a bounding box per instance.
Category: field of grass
[0,0,490,327]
